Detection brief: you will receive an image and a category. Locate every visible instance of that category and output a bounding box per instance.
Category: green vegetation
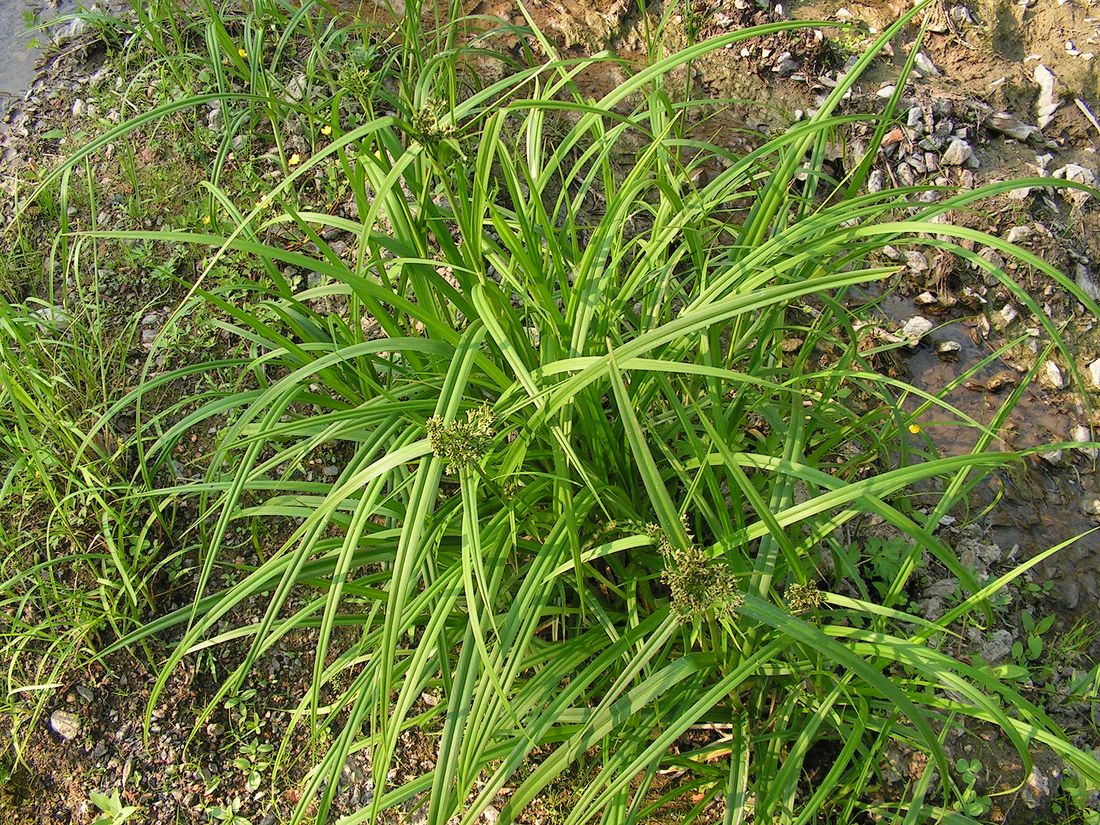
[2,0,1099,822]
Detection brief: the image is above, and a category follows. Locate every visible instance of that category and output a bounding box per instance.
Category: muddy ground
[1,0,1099,822]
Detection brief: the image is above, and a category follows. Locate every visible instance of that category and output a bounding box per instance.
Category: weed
[89,789,139,825]
[5,0,1100,822]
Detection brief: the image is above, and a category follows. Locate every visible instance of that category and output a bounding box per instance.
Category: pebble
[936,340,962,357]
[1088,358,1100,389]
[905,250,929,272]
[1083,498,1100,516]
[1039,449,1064,465]
[901,315,933,343]
[1005,225,1033,244]
[941,138,973,166]
[50,709,81,741]
[30,305,70,331]
[993,303,1018,330]
[978,628,1014,663]
[1053,163,1096,207]
[868,169,884,193]
[988,111,1041,142]
[1073,425,1097,459]
[1041,360,1064,390]
[950,4,975,24]
[914,52,940,76]
[1034,64,1060,128]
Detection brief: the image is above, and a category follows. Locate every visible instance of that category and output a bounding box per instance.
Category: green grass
[2,0,1100,822]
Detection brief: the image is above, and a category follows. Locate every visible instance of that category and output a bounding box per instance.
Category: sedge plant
[21,0,1100,822]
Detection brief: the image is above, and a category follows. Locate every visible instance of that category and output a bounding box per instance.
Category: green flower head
[425,404,494,471]
[655,529,743,621]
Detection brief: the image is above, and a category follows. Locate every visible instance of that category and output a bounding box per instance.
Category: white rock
[1041,360,1064,390]
[1076,263,1100,302]
[914,52,940,76]
[915,291,937,305]
[285,73,307,102]
[31,305,70,331]
[979,629,1014,663]
[941,138,972,166]
[993,303,1019,330]
[1073,425,1097,460]
[1034,64,1060,128]
[937,340,962,355]
[1088,357,1100,388]
[868,169,884,193]
[989,112,1041,142]
[50,710,81,741]
[901,315,934,343]
[1083,497,1100,516]
[978,247,1005,271]
[1021,765,1054,809]
[905,250,929,272]
[1005,225,1033,244]
[1053,163,1096,207]
[71,99,85,118]
[1039,449,1064,465]
[876,84,897,98]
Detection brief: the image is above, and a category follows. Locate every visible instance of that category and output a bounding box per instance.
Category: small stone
[977,247,1005,271]
[914,291,937,305]
[876,84,897,98]
[1083,498,1100,516]
[868,169,884,193]
[773,52,799,76]
[993,303,1018,330]
[1088,358,1100,388]
[1073,425,1097,459]
[285,73,307,102]
[979,629,1014,663]
[901,315,934,343]
[1053,163,1096,207]
[914,52,940,76]
[1005,225,1033,244]
[1041,360,1064,390]
[71,99,85,118]
[50,710,81,741]
[1039,449,1064,465]
[1034,64,1060,128]
[936,340,962,357]
[988,112,1041,142]
[905,250,929,272]
[950,4,975,24]
[1021,765,1055,809]
[941,138,972,166]
[31,305,70,332]
[1076,263,1100,302]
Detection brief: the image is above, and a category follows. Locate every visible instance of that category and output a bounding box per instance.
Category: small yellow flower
[320,124,332,136]
[908,423,922,435]
[288,153,301,166]
[237,47,248,58]
[202,215,211,225]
